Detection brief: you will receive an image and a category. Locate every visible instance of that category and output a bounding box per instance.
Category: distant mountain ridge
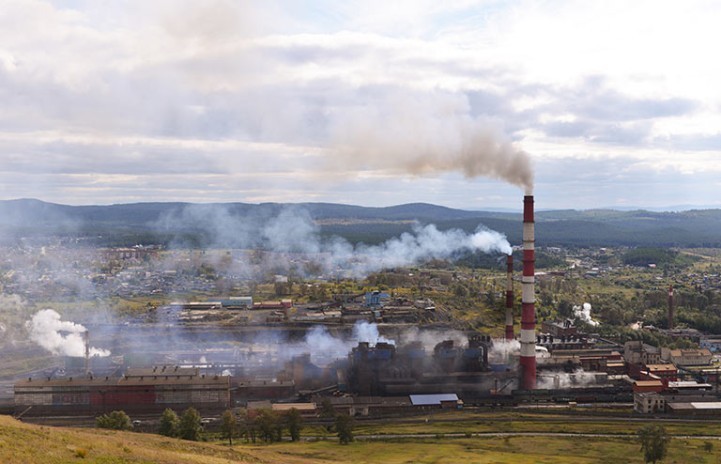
[1,198,720,248]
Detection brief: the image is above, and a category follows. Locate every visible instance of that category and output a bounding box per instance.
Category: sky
[1,0,720,211]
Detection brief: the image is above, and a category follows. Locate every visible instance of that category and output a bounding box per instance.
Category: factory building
[661,348,713,367]
[14,367,230,416]
[345,335,502,398]
[624,341,662,365]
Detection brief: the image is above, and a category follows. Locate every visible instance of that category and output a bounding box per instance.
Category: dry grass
[3,414,721,463]
[0,415,311,464]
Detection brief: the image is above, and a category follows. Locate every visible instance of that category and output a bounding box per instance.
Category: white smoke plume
[300,321,396,365]
[329,89,534,194]
[26,309,110,357]
[353,320,395,346]
[488,338,520,365]
[398,325,467,352]
[573,302,600,326]
[302,325,350,361]
[156,205,512,278]
[537,369,600,389]
[322,223,512,278]
[268,321,467,367]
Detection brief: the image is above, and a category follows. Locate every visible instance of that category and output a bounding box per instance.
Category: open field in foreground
[4,414,721,463]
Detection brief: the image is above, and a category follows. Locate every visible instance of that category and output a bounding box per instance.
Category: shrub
[96,410,132,431]
[159,408,180,437]
[178,407,203,441]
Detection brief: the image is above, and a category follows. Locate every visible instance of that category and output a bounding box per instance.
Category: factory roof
[247,400,272,410]
[645,364,677,371]
[15,374,230,388]
[125,367,199,378]
[236,380,295,388]
[410,393,459,406]
[667,402,721,411]
[668,381,713,389]
[633,380,664,387]
[271,403,317,412]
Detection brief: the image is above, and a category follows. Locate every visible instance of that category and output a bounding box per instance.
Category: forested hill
[1,199,720,248]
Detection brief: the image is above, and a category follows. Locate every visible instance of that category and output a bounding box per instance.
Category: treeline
[96,405,356,445]
[622,248,679,267]
[4,199,721,248]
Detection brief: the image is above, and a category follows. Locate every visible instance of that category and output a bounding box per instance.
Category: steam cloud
[157,205,512,278]
[537,370,599,389]
[299,321,396,365]
[26,309,110,357]
[573,302,600,326]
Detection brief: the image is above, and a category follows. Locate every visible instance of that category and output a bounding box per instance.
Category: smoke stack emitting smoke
[26,309,110,357]
[520,195,536,390]
[16,89,536,383]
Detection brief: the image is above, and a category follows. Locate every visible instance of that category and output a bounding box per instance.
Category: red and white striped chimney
[505,254,514,340]
[520,195,536,390]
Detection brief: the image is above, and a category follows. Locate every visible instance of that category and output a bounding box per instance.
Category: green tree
[96,410,132,430]
[234,408,256,443]
[285,408,303,442]
[320,398,335,418]
[220,410,237,446]
[159,408,180,437]
[335,413,354,445]
[256,409,283,443]
[178,407,203,441]
[638,424,669,464]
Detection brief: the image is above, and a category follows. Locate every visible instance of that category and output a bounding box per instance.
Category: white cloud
[0,0,719,209]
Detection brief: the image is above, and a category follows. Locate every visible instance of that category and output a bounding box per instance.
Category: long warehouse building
[14,367,230,416]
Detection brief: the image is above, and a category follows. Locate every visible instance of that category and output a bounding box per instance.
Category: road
[350,431,721,441]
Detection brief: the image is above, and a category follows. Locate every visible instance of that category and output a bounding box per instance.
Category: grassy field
[346,410,721,437]
[4,414,721,464]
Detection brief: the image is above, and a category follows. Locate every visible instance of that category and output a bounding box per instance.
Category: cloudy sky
[1,0,719,210]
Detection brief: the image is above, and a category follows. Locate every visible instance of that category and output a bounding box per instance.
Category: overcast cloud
[0,0,719,210]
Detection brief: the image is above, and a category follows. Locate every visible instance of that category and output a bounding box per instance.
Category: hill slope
[1,199,721,248]
[0,415,307,464]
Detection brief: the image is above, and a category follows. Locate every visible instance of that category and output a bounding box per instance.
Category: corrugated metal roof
[15,375,229,388]
[668,381,712,389]
[645,364,676,371]
[272,403,316,411]
[633,380,664,386]
[668,402,721,410]
[126,367,199,377]
[409,393,459,406]
[691,402,721,409]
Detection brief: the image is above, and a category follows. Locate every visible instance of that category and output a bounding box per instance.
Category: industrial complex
[9,194,721,423]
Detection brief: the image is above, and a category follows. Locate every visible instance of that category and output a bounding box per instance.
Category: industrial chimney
[668,285,674,330]
[520,195,536,389]
[505,255,514,340]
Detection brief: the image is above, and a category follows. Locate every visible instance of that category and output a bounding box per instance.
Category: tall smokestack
[505,255,514,340]
[520,195,536,389]
[668,285,674,330]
